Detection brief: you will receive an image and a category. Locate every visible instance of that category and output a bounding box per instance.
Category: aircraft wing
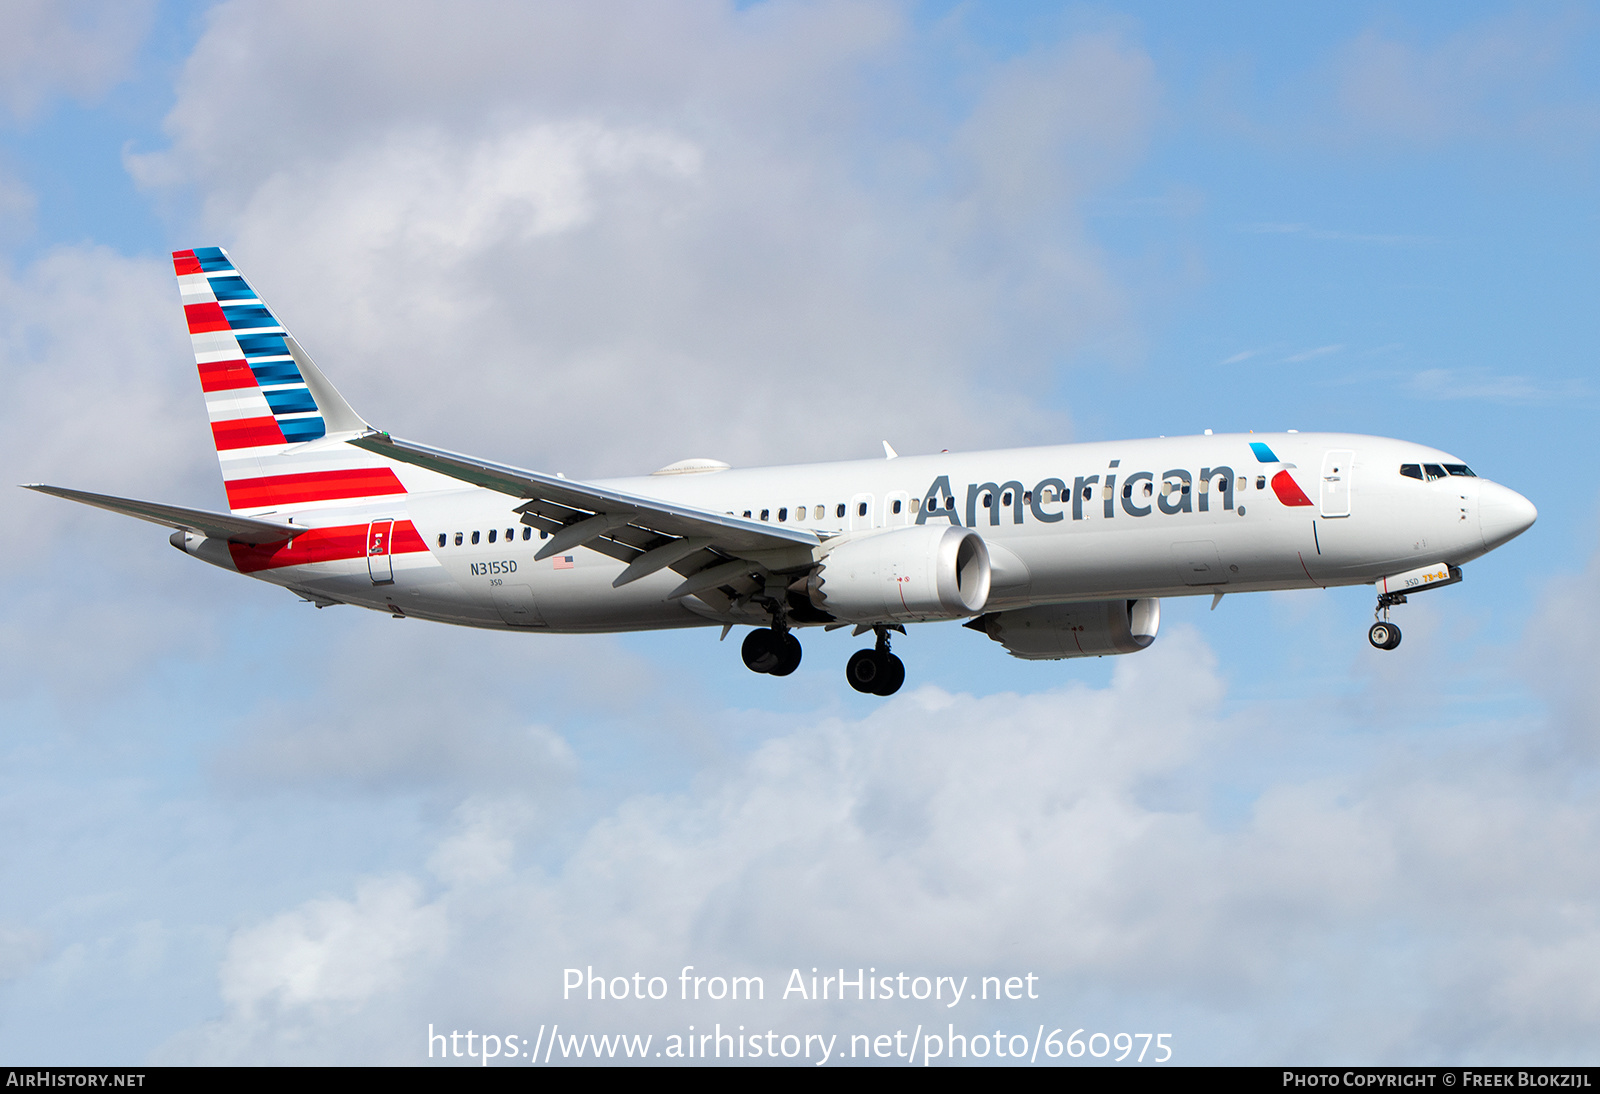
[22,484,307,545]
[347,431,820,601]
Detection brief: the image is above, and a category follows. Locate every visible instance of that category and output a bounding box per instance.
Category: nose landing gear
[1368,620,1401,650]
[1369,591,1404,650]
[846,626,905,696]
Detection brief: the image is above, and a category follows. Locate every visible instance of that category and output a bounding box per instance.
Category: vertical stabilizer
[172,247,433,516]
[175,247,329,450]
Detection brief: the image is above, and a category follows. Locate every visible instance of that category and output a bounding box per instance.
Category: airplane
[24,247,1538,696]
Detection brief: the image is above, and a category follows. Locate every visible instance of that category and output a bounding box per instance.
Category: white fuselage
[181,431,1532,634]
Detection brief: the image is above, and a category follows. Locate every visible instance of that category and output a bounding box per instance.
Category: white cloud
[212,643,582,799]
[219,876,447,1013]
[0,168,36,243]
[1333,14,1600,145]
[152,621,1600,1064]
[1282,344,1343,363]
[1523,542,1600,758]
[0,925,49,983]
[0,0,154,120]
[0,245,245,700]
[125,1,1161,473]
[1406,367,1589,405]
[426,800,522,888]
[0,247,208,512]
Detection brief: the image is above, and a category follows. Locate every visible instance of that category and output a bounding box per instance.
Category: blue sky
[2,0,1599,1066]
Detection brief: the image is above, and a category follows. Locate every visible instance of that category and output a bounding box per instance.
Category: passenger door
[1321,450,1353,518]
[366,519,395,585]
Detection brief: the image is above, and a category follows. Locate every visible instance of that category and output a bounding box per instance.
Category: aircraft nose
[1478,480,1537,551]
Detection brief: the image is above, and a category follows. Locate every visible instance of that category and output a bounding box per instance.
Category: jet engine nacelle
[973,598,1160,660]
[805,525,991,624]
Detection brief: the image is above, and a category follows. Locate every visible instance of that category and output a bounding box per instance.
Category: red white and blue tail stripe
[175,247,327,450]
[174,247,456,526]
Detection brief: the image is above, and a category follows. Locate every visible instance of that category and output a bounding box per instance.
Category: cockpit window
[1423,463,1447,481]
[1400,464,1423,480]
[1443,464,1476,477]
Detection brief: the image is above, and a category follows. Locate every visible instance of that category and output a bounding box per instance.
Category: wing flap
[23,484,306,545]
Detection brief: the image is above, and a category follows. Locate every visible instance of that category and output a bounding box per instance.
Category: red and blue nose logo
[1250,442,1314,507]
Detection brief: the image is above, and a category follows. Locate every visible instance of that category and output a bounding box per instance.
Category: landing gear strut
[846,627,905,696]
[1369,592,1404,651]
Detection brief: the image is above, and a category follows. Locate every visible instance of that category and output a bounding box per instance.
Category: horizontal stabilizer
[22,484,306,545]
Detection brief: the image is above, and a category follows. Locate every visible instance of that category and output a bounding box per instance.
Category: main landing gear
[738,621,906,696]
[1369,591,1404,651]
[845,627,905,697]
[742,625,802,676]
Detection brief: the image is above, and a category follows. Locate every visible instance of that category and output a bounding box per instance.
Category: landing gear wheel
[845,649,905,696]
[846,649,882,693]
[873,653,905,696]
[1368,622,1402,651]
[768,632,803,677]
[742,629,782,673]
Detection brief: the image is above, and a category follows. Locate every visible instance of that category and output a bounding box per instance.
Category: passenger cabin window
[471,531,480,544]
[743,510,751,518]
[454,532,463,546]
[814,504,825,519]
[1041,486,1057,502]
[1001,491,1012,506]
[523,526,531,540]
[760,509,770,521]
[1084,486,1093,500]
[1256,476,1266,490]
[507,528,514,541]
[892,499,902,514]
[1237,477,1246,493]
[1400,464,1423,480]
[982,493,992,508]
[908,498,919,514]
[438,533,447,547]
[1423,463,1447,481]
[488,529,497,543]
[837,504,846,518]
[857,502,867,517]
[778,507,788,522]
[1444,464,1476,477]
